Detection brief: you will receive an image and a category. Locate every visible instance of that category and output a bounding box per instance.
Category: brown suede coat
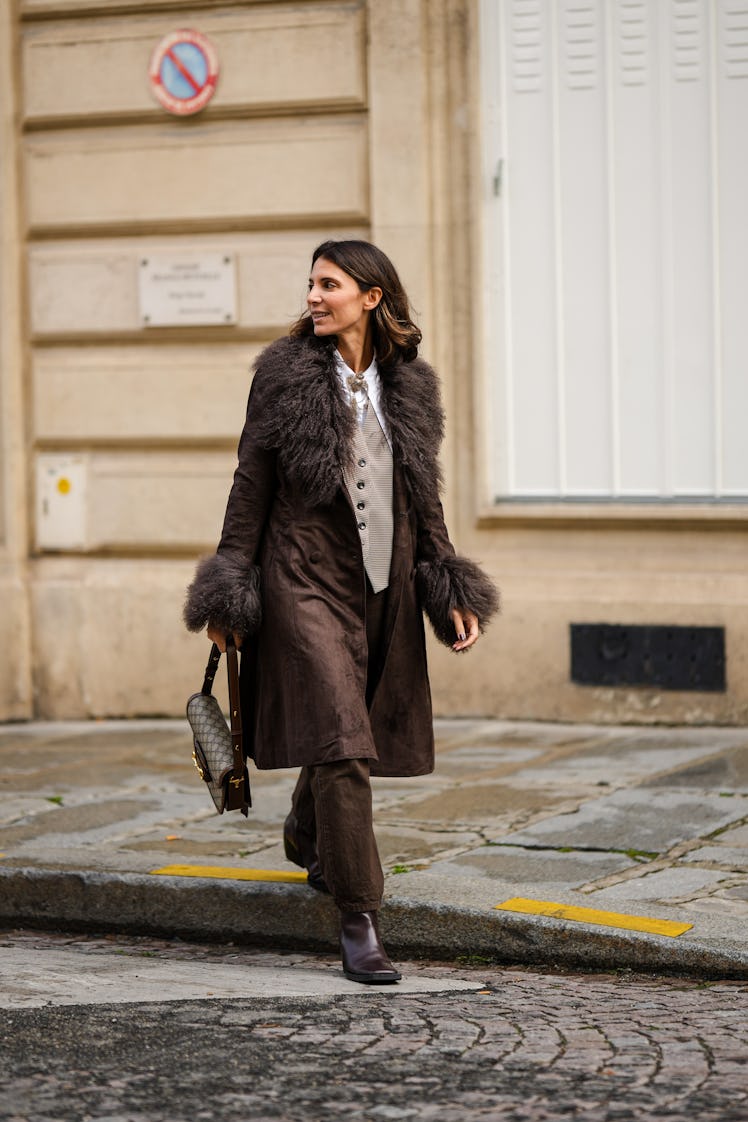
[184,335,498,776]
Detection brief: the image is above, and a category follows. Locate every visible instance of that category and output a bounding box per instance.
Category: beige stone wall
[16,0,373,718]
[1,0,33,719]
[3,0,747,723]
[11,0,470,722]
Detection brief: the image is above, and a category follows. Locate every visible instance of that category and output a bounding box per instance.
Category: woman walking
[184,240,499,984]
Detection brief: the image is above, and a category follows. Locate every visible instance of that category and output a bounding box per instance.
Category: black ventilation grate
[570,624,726,692]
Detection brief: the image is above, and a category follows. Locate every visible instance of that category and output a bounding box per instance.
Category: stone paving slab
[495,788,748,853]
[682,845,748,867]
[1,718,748,978]
[428,844,638,885]
[500,742,732,790]
[589,866,735,904]
[0,941,482,1008]
[642,743,748,790]
[720,823,748,844]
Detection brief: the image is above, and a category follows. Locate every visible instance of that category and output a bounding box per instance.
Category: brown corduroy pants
[289,582,388,913]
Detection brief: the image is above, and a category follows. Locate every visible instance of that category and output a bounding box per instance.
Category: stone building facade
[1,0,746,723]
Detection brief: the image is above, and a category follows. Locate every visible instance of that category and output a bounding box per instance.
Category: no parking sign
[149,29,219,116]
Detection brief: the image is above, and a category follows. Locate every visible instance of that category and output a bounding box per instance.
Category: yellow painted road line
[495,897,693,938]
[150,864,309,884]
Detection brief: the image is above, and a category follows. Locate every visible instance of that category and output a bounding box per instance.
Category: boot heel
[340,911,401,985]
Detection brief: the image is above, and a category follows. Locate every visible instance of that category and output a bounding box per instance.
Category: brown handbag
[186,637,251,816]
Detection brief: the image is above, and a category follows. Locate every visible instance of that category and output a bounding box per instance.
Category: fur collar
[250,335,445,507]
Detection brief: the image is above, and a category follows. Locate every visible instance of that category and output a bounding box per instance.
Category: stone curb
[2,866,747,981]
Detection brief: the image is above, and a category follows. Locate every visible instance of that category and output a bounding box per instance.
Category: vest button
[358,458,367,467]
[356,481,365,489]
[358,521,366,531]
[357,501,365,510]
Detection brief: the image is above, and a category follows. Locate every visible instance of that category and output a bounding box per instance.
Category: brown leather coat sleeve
[183,372,275,637]
[217,372,277,564]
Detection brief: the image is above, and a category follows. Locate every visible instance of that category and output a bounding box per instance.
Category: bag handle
[200,638,244,787]
[200,643,222,695]
[225,637,244,788]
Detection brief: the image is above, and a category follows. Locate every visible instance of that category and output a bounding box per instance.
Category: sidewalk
[1,718,747,978]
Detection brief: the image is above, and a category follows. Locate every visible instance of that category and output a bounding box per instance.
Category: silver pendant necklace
[346,371,368,395]
[346,371,369,427]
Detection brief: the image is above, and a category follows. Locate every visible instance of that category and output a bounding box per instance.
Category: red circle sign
[149,30,219,116]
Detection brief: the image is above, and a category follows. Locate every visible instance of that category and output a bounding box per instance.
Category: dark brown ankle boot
[283,812,329,893]
[340,911,401,984]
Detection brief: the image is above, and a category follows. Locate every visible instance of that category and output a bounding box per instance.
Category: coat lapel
[252,335,445,510]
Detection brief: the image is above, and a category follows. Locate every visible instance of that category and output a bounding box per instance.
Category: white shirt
[333,349,392,450]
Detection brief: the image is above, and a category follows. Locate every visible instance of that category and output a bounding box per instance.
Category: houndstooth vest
[343,402,394,594]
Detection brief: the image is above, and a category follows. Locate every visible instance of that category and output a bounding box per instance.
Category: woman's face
[306,257,380,338]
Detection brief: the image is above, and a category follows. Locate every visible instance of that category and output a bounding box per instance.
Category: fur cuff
[183,553,262,637]
[416,555,500,646]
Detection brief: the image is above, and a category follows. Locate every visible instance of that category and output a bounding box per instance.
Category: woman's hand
[207,625,243,653]
[451,609,480,653]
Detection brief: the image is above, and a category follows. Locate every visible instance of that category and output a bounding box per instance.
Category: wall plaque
[138,254,237,327]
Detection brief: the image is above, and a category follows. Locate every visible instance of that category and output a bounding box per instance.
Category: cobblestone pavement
[2,932,747,1121]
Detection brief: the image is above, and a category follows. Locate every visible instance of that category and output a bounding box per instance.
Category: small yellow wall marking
[151,865,309,884]
[495,897,693,938]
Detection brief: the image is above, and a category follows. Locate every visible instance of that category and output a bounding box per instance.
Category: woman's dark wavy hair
[290,239,422,365]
